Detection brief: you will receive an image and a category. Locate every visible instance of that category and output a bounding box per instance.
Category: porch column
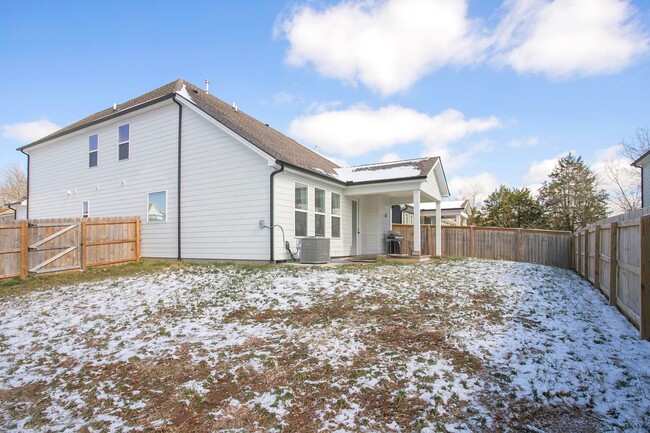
[435,200,442,256]
[455,215,461,226]
[413,190,421,256]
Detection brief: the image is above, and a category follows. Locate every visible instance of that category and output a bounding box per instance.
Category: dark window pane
[315,188,325,213]
[89,151,98,167]
[315,214,325,237]
[89,134,98,151]
[332,216,340,238]
[118,124,129,143]
[295,211,307,236]
[119,142,129,160]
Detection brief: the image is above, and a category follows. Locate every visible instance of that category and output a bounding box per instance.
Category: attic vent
[192,89,198,94]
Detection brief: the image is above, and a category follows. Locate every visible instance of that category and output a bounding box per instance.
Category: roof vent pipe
[233,102,238,112]
[112,103,117,111]
[205,79,210,94]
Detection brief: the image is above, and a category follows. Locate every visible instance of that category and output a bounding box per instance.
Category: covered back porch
[345,178,446,257]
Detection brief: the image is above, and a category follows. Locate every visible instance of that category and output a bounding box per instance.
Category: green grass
[0,260,190,299]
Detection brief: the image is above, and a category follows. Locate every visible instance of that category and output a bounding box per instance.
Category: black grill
[386,230,404,254]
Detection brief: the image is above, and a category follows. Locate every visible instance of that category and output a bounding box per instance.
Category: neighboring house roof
[632,149,650,167]
[1,197,27,207]
[19,79,447,188]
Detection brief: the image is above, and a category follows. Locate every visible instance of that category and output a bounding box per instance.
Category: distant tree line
[471,154,608,232]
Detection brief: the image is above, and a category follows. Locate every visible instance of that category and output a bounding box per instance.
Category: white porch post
[435,200,442,256]
[413,190,421,256]
[455,214,461,226]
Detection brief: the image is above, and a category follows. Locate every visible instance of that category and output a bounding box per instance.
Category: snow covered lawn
[1,259,649,432]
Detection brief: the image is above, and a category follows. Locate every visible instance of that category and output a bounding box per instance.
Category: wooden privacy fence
[392,224,572,268]
[573,213,650,340]
[0,217,141,279]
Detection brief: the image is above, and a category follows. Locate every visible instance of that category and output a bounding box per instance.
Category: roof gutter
[19,148,29,219]
[269,162,285,262]
[172,95,183,261]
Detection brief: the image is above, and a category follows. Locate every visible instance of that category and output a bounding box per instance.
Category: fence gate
[28,222,81,274]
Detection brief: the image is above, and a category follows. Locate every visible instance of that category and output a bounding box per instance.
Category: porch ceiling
[344,180,439,203]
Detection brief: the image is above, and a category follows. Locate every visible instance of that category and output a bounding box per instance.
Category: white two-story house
[19,79,450,262]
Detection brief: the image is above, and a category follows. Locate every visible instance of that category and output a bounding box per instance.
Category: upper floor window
[82,201,89,218]
[88,134,98,167]
[118,124,130,160]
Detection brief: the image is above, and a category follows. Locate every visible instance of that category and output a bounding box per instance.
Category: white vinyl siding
[27,101,179,258]
[179,106,271,261]
[643,164,650,208]
[274,171,352,259]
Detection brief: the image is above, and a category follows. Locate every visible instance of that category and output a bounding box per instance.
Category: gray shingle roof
[20,79,438,183]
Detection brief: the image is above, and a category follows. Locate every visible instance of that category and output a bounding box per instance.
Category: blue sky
[1,0,649,205]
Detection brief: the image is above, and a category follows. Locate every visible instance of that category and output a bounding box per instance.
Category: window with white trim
[82,201,89,218]
[88,134,98,167]
[295,183,308,236]
[314,188,325,237]
[331,192,341,238]
[118,124,130,160]
[147,191,167,223]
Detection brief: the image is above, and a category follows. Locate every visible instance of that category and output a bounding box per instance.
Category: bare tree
[620,127,650,161]
[0,162,27,204]
[602,158,641,213]
[458,182,485,209]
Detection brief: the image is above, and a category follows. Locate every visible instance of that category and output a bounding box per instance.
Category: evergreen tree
[537,154,608,231]
[479,185,543,228]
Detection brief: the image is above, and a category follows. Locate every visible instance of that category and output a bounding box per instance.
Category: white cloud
[287,104,501,158]
[506,135,539,148]
[1,120,60,144]
[277,0,486,95]
[448,172,501,206]
[273,91,297,105]
[278,0,648,93]
[522,151,572,184]
[380,152,401,163]
[498,0,649,78]
[306,100,343,114]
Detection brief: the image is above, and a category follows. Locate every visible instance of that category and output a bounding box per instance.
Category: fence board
[573,209,650,340]
[0,216,140,280]
[391,224,572,268]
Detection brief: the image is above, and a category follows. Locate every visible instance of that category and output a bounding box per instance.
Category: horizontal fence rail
[0,217,141,280]
[392,224,573,268]
[572,210,650,340]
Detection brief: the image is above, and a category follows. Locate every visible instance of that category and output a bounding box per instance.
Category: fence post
[609,222,618,307]
[640,215,650,340]
[80,219,87,270]
[469,226,475,257]
[20,220,29,278]
[594,225,601,290]
[135,217,141,262]
[583,228,589,279]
